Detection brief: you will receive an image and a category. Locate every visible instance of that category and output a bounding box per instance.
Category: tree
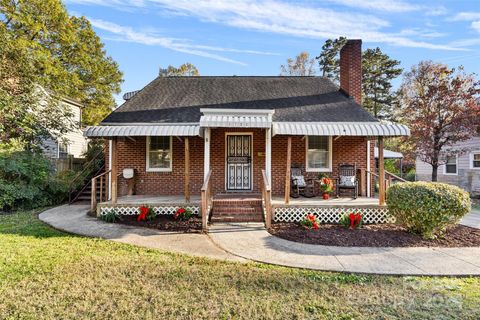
[397,61,480,181]
[280,52,316,76]
[0,0,123,125]
[0,23,72,151]
[316,38,402,119]
[362,48,402,118]
[159,63,199,77]
[316,37,346,82]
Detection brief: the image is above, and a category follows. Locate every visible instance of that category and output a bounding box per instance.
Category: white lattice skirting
[273,206,394,224]
[99,205,200,216]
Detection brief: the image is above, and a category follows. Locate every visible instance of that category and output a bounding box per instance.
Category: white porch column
[204,128,211,180]
[108,139,112,200]
[265,128,272,184]
[366,140,371,197]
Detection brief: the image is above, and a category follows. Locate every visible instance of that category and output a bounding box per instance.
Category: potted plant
[319,175,333,200]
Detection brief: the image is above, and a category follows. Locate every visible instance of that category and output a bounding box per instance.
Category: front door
[226,134,252,190]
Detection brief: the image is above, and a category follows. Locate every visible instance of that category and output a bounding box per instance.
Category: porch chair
[336,163,358,199]
[290,166,315,198]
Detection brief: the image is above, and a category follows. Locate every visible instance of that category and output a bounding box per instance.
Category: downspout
[108,139,112,200]
[366,140,371,197]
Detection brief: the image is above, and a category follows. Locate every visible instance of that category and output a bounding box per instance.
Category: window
[471,152,480,169]
[146,136,172,172]
[306,136,332,172]
[444,155,457,175]
[58,142,69,159]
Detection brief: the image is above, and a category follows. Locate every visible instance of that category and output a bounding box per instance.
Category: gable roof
[102,76,379,124]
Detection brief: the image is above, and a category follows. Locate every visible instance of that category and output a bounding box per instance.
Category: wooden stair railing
[201,169,213,231]
[90,169,111,214]
[261,170,272,229]
[364,169,407,200]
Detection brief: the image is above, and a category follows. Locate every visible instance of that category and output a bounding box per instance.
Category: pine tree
[316,37,346,82]
[362,48,402,118]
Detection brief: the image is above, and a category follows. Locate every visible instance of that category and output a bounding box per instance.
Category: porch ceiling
[84,125,201,137]
[272,122,410,137]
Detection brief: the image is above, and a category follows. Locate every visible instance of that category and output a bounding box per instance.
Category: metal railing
[68,147,105,204]
[200,170,213,232]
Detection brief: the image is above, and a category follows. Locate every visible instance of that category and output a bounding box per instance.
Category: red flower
[137,206,150,221]
[313,222,319,230]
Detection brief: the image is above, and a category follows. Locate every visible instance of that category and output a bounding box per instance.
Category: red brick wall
[105,132,374,197]
[271,135,373,196]
[105,136,204,196]
[340,39,362,104]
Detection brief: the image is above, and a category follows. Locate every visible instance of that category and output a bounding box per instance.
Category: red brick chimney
[340,39,362,105]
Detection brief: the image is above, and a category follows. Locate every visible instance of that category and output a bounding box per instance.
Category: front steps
[210,194,264,223]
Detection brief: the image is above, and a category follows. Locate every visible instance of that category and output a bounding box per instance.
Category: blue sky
[65,0,480,106]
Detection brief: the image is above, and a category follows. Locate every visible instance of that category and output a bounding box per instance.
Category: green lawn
[1,210,480,319]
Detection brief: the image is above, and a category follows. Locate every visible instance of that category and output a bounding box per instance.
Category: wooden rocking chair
[290,166,315,198]
[335,163,358,199]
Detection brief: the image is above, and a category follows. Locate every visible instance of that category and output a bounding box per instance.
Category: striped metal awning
[84,125,201,137]
[272,122,410,137]
[200,108,274,128]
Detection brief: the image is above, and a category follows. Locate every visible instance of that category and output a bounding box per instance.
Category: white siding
[416,136,480,195]
[41,99,88,159]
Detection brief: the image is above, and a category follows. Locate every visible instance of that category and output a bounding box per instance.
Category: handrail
[90,169,112,214]
[385,170,407,183]
[261,170,272,229]
[201,170,213,232]
[69,146,105,188]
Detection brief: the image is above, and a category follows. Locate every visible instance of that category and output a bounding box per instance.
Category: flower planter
[322,193,330,200]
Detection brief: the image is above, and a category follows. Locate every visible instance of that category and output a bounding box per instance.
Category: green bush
[0,151,70,211]
[100,208,122,223]
[387,182,471,239]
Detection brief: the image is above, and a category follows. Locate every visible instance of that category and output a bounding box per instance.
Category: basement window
[306,136,332,172]
[146,136,172,172]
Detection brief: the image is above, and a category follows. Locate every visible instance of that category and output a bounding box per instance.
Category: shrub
[137,205,156,221]
[0,151,70,211]
[100,208,121,223]
[339,213,363,229]
[387,182,471,239]
[174,207,192,221]
[300,214,320,230]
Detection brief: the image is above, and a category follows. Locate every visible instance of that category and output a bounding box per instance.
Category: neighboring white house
[41,97,88,159]
[416,136,480,196]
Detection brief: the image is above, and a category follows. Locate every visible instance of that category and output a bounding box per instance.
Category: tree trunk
[431,165,438,182]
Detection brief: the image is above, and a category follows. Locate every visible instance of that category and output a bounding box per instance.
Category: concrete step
[211,214,264,223]
[213,209,263,216]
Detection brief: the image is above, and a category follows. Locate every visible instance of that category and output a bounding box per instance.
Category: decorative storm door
[226,135,252,190]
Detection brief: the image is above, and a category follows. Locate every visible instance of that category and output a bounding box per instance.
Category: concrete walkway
[39,205,244,262]
[39,206,480,276]
[208,222,480,276]
[461,210,480,229]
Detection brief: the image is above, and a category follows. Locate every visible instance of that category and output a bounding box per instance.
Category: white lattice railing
[98,205,200,216]
[273,206,394,224]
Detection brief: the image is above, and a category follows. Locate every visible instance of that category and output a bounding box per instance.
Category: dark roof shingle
[102,76,378,124]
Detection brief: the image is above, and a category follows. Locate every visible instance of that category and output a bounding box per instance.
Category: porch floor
[100,195,201,205]
[272,196,381,206]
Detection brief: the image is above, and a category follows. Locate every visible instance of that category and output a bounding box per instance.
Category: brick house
[85,40,409,229]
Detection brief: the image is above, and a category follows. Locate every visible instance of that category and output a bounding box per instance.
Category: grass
[0,210,480,319]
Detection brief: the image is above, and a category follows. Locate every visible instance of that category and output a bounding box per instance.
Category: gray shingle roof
[102,76,378,124]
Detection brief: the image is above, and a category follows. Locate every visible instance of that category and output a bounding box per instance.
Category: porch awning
[200,108,274,128]
[84,125,201,137]
[272,122,410,137]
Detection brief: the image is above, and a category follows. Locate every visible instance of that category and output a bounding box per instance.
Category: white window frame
[146,136,173,172]
[443,155,458,175]
[470,151,480,170]
[305,136,333,172]
[57,141,69,159]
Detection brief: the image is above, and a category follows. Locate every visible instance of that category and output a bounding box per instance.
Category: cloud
[88,18,277,65]
[472,21,480,33]
[450,12,480,21]
[69,0,465,51]
[150,0,463,51]
[326,0,420,13]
